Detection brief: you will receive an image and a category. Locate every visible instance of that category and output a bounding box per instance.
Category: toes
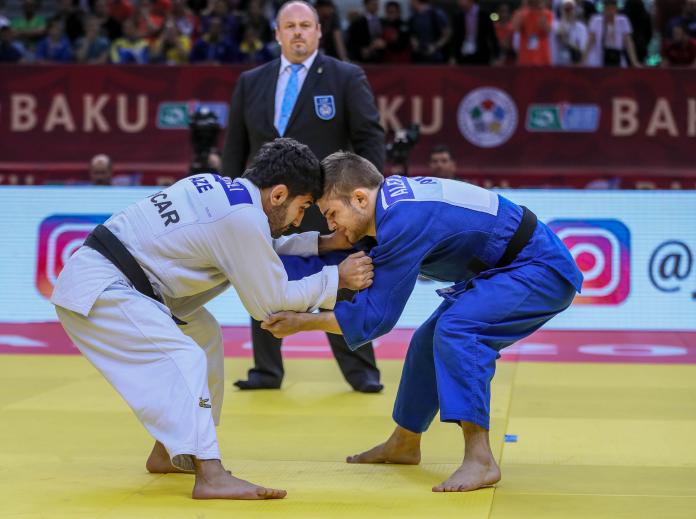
[256,487,286,499]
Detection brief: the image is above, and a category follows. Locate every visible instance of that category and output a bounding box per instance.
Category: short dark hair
[430,144,453,159]
[385,0,401,9]
[321,151,383,202]
[243,138,323,200]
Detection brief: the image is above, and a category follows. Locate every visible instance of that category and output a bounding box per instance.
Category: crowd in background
[0,0,694,66]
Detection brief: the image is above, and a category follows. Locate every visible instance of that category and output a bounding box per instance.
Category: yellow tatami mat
[1,355,695,518]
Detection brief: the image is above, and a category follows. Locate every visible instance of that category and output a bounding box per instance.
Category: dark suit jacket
[451,7,500,65]
[222,53,385,179]
[347,15,383,62]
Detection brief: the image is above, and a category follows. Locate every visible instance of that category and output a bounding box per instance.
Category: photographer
[386,124,420,176]
[189,107,221,174]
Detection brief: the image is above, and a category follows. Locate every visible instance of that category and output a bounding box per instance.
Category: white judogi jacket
[51,174,338,320]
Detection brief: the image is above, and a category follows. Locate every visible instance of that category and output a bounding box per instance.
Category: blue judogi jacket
[286,176,583,349]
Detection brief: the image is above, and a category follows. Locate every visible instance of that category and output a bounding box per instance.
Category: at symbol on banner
[648,240,694,298]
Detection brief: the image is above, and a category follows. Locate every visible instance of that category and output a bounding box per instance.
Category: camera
[189,107,221,174]
[385,124,420,175]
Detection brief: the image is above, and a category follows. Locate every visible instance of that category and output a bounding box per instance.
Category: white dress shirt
[274,50,319,132]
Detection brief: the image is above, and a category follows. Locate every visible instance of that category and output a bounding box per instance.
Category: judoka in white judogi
[52,173,343,472]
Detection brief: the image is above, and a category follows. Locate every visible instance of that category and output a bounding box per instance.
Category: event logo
[457,87,518,148]
[36,214,108,298]
[548,219,631,305]
[526,104,600,132]
[157,101,229,129]
[648,240,695,299]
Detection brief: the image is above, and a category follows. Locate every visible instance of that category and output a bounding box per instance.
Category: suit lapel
[265,58,281,136]
[285,53,324,133]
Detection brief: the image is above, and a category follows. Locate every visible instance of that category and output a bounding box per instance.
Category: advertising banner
[1,186,694,330]
[2,65,696,175]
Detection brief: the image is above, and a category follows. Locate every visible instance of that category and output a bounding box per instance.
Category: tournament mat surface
[1,354,695,518]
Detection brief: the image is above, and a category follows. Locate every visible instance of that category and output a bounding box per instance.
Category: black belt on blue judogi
[468,206,538,276]
[84,224,187,325]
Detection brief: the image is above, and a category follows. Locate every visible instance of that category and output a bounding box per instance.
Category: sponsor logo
[548,219,631,305]
[36,214,109,298]
[526,103,600,132]
[156,101,229,129]
[457,87,518,148]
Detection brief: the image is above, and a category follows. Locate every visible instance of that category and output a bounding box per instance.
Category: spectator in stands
[89,154,113,185]
[93,0,124,40]
[109,0,136,25]
[347,0,385,63]
[188,0,209,16]
[110,17,149,62]
[583,0,641,67]
[623,0,652,64]
[451,0,500,65]
[190,14,237,62]
[409,0,450,63]
[150,20,191,63]
[170,0,199,41]
[75,15,110,63]
[35,18,74,62]
[551,0,588,66]
[135,0,166,41]
[428,145,457,179]
[382,1,411,62]
[662,22,696,65]
[316,0,349,61]
[244,0,273,43]
[668,0,696,39]
[54,0,86,43]
[494,3,516,64]
[237,24,273,63]
[511,0,553,65]
[11,0,47,53]
[201,0,242,45]
[0,16,25,62]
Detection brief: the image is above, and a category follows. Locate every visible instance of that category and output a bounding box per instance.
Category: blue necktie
[277,64,303,136]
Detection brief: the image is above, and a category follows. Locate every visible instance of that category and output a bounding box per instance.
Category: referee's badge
[314,96,336,120]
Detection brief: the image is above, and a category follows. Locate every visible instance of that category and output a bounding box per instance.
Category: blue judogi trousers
[393,261,576,432]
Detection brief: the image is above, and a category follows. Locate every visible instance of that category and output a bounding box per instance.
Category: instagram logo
[548,219,631,305]
[36,214,109,298]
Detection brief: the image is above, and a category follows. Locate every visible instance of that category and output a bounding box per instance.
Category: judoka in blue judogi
[265,152,583,492]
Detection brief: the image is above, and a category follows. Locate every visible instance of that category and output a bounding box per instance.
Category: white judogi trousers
[55,279,224,470]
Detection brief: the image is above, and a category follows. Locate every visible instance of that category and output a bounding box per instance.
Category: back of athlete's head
[243,138,323,200]
[321,151,383,203]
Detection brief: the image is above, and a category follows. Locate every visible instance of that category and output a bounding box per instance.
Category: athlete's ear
[270,184,289,206]
[353,189,369,209]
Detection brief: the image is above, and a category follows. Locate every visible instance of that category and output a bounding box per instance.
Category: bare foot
[192,459,286,500]
[432,456,501,492]
[346,426,421,465]
[146,441,194,474]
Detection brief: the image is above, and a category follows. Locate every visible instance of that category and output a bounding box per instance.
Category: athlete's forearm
[297,311,343,335]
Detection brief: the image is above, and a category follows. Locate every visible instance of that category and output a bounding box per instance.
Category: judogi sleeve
[334,205,436,349]
[272,232,320,257]
[208,207,338,320]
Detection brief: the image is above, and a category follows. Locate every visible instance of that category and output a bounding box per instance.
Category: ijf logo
[36,214,109,298]
[548,219,631,305]
[314,96,336,120]
[457,87,518,148]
